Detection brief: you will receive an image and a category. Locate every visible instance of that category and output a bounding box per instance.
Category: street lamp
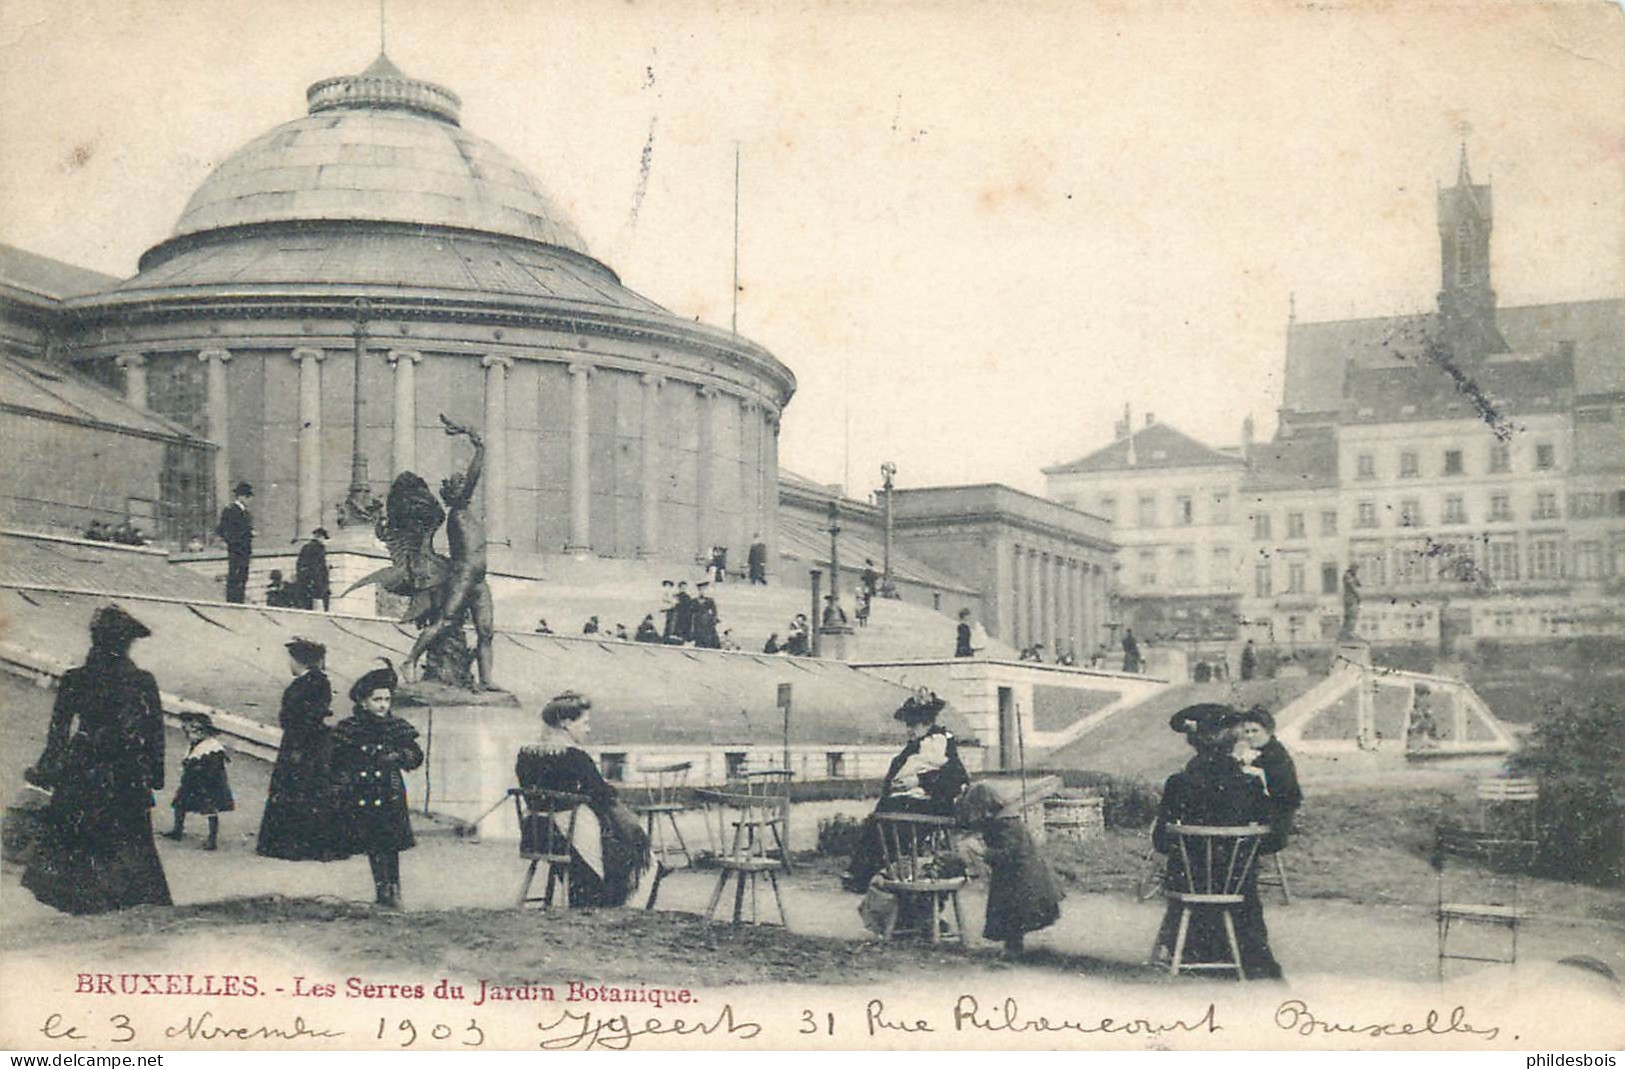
[879,461,897,598]
[825,499,842,621]
[336,297,381,527]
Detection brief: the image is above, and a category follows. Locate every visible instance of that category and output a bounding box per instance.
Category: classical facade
[53,55,793,566]
[890,483,1114,659]
[1045,150,1624,655]
[1044,412,1246,647]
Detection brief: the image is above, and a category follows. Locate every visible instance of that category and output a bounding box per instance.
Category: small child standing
[165,713,234,850]
[956,782,1063,957]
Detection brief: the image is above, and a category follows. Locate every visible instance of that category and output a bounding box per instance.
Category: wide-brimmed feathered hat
[1168,702,1243,735]
[348,658,399,703]
[90,603,151,645]
[285,636,326,663]
[894,689,946,725]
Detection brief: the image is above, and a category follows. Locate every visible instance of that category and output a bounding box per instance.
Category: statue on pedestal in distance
[347,415,500,696]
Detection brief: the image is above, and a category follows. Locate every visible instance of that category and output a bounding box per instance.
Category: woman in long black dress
[22,604,172,914]
[1152,703,1283,980]
[257,637,342,860]
[514,692,651,908]
[329,660,422,908]
[841,691,970,892]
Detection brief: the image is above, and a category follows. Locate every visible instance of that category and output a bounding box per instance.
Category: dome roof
[166,55,591,257]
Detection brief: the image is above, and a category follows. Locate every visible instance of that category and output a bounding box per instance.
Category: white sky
[2,0,1621,498]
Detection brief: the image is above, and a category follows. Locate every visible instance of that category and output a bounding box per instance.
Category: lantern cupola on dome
[305,52,462,126]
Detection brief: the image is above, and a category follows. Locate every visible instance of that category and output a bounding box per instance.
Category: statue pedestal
[1336,636,1372,669]
[395,679,519,709]
[817,624,855,661]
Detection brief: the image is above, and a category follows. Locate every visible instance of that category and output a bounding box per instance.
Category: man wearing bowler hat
[216,481,255,604]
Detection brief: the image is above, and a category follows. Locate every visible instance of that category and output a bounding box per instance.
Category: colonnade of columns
[166,343,779,561]
[1009,542,1108,661]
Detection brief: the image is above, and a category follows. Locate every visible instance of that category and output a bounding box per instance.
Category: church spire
[1436,138,1506,356]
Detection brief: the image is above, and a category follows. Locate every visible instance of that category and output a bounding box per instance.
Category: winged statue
[346,472,451,627]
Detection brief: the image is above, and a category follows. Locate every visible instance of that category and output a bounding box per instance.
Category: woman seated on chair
[841,690,969,893]
[515,692,652,908]
[1151,703,1283,980]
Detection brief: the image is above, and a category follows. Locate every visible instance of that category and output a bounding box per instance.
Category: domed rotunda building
[64,55,793,566]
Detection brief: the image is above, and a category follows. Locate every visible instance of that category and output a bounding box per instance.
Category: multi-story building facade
[1045,411,1246,650]
[1045,150,1624,656]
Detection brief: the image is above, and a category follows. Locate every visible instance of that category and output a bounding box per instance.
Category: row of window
[1095,490,1231,529]
[1250,489,1608,537]
[1353,442,1556,481]
[1244,536,1621,598]
[1129,533,1621,595]
[1353,491,1561,529]
[1089,478,1614,533]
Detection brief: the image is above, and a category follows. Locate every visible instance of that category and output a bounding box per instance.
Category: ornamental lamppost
[825,498,842,620]
[336,297,382,527]
[879,461,897,598]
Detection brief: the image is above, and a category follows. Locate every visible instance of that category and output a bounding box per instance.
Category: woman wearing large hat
[256,637,344,861]
[22,604,172,914]
[328,660,423,907]
[513,692,653,907]
[841,690,969,893]
[1150,703,1283,979]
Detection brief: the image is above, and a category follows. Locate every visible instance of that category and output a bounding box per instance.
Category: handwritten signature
[1274,999,1499,1041]
[534,1004,761,1050]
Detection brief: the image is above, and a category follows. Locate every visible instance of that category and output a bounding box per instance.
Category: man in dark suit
[216,481,254,603]
[747,534,768,585]
[667,581,694,643]
[691,582,720,648]
[295,527,331,611]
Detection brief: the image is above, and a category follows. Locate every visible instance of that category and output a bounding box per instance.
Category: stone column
[198,348,232,512]
[1069,559,1083,660]
[386,349,421,477]
[763,409,781,580]
[481,355,512,547]
[694,385,716,564]
[566,361,593,555]
[290,347,325,536]
[1010,546,1024,648]
[994,539,1015,647]
[1043,552,1058,654]
[638,373,664,558]
[115,353,147,410]
[1024,546,1039,651]
[739,399,758,557]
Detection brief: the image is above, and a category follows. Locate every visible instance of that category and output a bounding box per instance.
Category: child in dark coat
[165,713,233,850]
[957,782,1063,957]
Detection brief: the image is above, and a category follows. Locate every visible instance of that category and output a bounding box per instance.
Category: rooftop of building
[0,244,122,306]
[1283,297,1623,413]
[1241,425,1340,492]
[1338,344,1575,425]
[0,353,208,443]
[151,53,591,266]
[1044,420,1246,476]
